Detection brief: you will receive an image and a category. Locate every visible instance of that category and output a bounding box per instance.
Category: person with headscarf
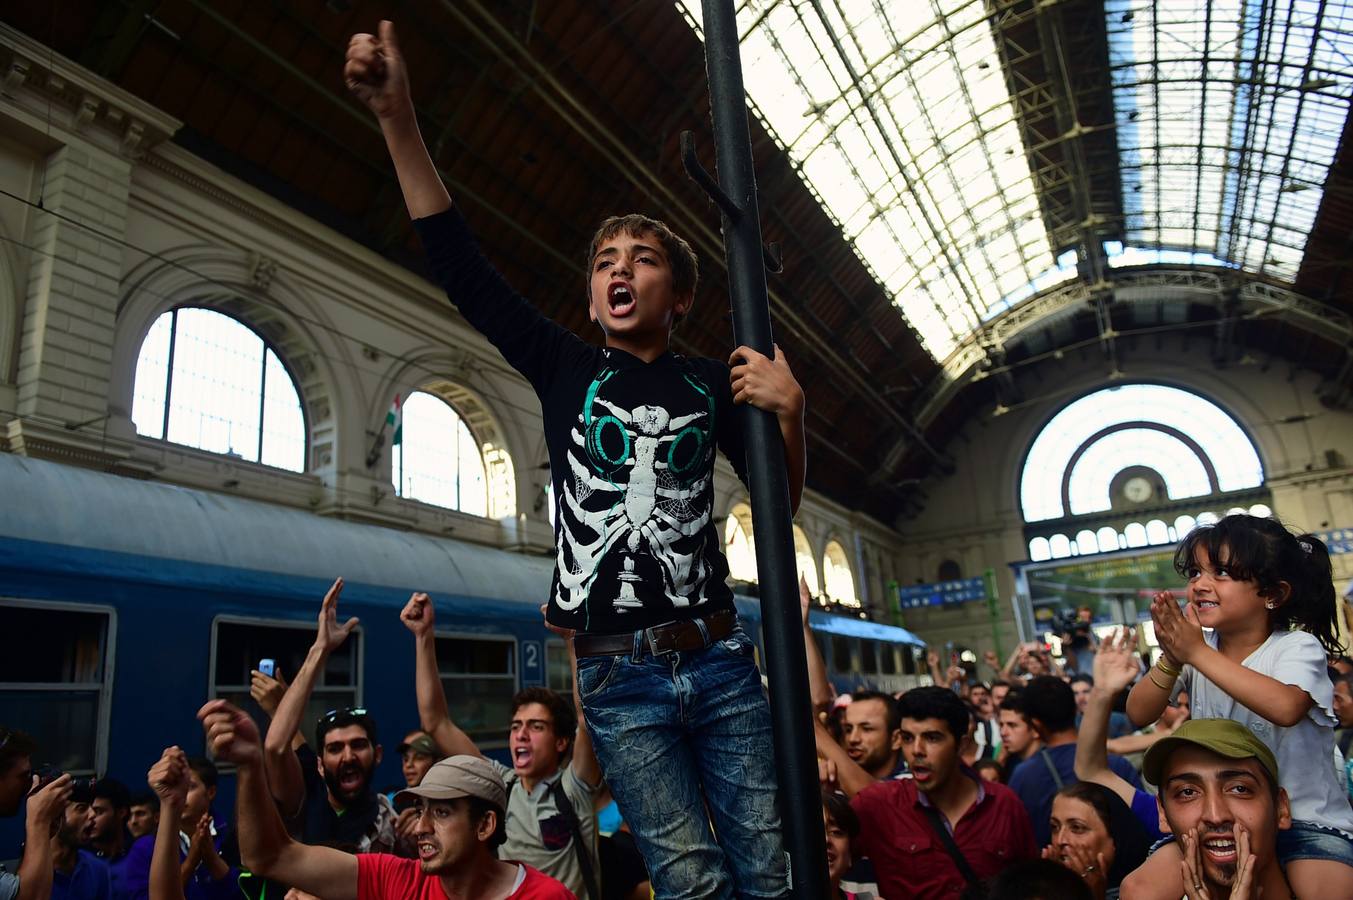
[1042,781,1151,900]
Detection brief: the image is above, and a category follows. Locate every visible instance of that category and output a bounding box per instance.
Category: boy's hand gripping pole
[681,2,827,897]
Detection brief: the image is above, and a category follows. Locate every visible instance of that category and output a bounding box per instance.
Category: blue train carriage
[800,607,929,696]
[0,452,925,855]
[0,452,560,853]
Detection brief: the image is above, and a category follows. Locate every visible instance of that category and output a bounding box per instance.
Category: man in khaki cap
[197,699,574,900]
[1128,719,1292,900]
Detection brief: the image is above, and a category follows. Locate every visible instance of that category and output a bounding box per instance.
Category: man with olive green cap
[1128,719,1292,900]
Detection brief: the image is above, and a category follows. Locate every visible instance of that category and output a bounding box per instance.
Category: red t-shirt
[357,853,575,899]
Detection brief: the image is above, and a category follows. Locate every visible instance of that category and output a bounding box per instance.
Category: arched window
[724,503,757,584]
[1020,384,1263,522]
[132,307,305,471]
[794,525,820,596]
[394,391,489,515]
[823,540,858,607]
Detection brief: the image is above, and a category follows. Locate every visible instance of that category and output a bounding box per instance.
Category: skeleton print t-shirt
[415,209,749,633]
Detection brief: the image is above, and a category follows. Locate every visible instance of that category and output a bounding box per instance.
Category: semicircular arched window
[823,540,858,608]
[131,307,306,472]
[394,391,490,515]
[724,502,758,584]
[1020,384,1263,523]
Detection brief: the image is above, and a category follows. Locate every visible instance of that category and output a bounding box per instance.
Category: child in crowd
[1123,514,1353,898]
[344,21,805,899]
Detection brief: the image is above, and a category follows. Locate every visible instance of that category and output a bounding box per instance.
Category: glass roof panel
[678,0,1063,360]
[1106,0,1353,281]
[678,1,1353,363]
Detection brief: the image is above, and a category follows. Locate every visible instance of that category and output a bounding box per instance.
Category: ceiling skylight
[677,0,1064,360]
[1106,0,1353,279]
[677,1,1353,363]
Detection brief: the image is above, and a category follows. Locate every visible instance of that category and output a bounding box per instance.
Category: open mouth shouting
[417,837,440,861]
[606,281,636,318]
[513,745,534,771]
[336,763,366,794]
[1199,831,1238,865]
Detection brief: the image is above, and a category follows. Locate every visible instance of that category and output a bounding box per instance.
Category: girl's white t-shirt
[1177,629,1353,833]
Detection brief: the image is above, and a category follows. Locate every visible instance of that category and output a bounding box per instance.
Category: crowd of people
[6,18,1353,900]
[804,512,1353,900]
[5,515,1353,900]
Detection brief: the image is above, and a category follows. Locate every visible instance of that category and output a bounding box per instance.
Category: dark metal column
[684,2,828,896]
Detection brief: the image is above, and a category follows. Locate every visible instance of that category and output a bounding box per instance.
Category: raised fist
[198,700,264,767]
[400,591,435,637]
[344,20,413,121]
[149,746,190,810]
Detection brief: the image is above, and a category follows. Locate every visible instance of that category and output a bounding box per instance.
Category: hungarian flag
[385,394,402,446]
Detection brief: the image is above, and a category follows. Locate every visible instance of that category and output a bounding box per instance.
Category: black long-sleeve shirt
[414,209,748,634]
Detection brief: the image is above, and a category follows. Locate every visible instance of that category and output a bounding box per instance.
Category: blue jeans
[577,625,789,900]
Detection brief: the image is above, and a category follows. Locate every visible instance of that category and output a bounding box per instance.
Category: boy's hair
[822,789,859,840]
[585,214,699,304]
[0,726,35,775]
[1175,513,1344,654]
[466,796,508,849]
[998,689,1027,717]
[186,757,218,790]
[1069,673,1093,688]
[974,758,1004,781]
[896,686,969,741]
[129,790,157,809]
[968,859,1094,900]
[511,687,577,754]
[1020,676,1077,734]
[848,689,901,732]
[93,777,131,809]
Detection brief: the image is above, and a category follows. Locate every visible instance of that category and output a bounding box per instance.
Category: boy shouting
[345,21,805,899]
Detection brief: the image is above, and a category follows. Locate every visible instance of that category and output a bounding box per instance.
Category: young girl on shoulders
[1121,514,1353,899]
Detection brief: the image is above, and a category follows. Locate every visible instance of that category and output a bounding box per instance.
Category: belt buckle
[644,624,672,656]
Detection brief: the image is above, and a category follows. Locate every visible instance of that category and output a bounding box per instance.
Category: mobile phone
[258,658,276,677]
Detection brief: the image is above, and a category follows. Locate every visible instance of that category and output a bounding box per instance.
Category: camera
[34,763,97,796]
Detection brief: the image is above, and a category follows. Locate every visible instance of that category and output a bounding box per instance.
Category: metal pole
[689,2,828,896]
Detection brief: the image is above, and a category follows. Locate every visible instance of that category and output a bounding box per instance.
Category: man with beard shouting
[263,579,401,854]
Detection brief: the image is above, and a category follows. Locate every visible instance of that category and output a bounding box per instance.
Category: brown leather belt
[573,609,737,659]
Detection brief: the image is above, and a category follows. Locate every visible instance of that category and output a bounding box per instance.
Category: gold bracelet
[1147,670,1174,691]
[1155,659,1181,678]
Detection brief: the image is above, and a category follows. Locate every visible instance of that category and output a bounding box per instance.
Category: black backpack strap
[919,803,980,886]
[1039,749,1065,789]
[547,777,601,900]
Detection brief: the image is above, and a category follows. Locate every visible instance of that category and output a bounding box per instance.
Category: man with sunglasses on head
[261,580,402,855]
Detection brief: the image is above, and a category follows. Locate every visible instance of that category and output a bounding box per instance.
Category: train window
[0,602,114,774]
[860,640,878,674]
[545,640,572,694]
[879,644,898,675]
[435,635,517,748]
[901,648,918,676]
[211,619,362,739]
[830,635,853,672]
